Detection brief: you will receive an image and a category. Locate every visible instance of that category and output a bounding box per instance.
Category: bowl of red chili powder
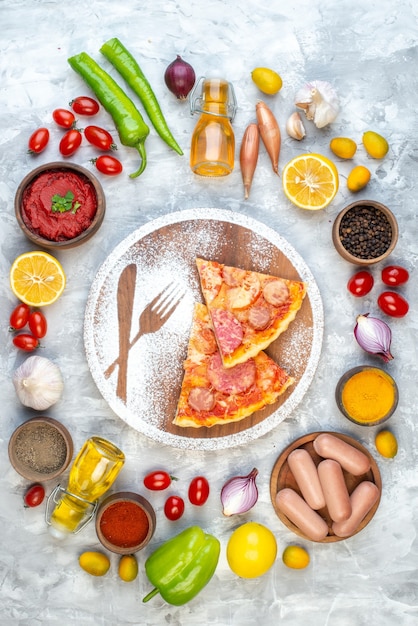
[15,162,106,250]
[96,491,156,554]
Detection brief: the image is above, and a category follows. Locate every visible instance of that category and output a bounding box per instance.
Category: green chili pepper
[100,37,184,156]
[67,52,150,178]
[142,526,220,606]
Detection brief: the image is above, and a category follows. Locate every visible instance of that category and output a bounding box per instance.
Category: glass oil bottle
[46,436,125,538]
[189,76,237,176]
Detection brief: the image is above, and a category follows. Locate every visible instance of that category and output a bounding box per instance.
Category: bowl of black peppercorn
[332,200,398,265]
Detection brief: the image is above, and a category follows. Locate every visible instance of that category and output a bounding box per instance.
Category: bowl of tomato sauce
[15,162,106,250]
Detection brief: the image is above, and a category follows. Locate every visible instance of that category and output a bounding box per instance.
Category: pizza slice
[196,258,307,368]
[173,303,294,428]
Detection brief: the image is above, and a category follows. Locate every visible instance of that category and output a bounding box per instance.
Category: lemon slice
[282,153,339,210]
[10,250,66,306]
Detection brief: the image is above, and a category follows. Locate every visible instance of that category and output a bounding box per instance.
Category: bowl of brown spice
[96,491,156,554]
[332,200,398,265]
[8,416,73,481]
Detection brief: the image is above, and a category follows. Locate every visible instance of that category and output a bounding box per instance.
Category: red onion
[220,468,258,516]
[354,313,394,362]
[164,55,196,100]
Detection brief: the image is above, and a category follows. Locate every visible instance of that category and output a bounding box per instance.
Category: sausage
[248,305,271,330]
[207,353,256,394]
[332,481,380,538]
[210,308,243,355]
[287,448,326,510]
[263,279,289,306]
[317,459,352,523]
[188,387,216,412]
[275,488,329,542]
[313,433,371,476]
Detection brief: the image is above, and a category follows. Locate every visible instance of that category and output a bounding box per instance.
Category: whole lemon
[362,130,389,159]
[226,521,277,578]
[375,430,398,458]
[347,165,371,192]
[330,137,357,159]
[282,545,310,569]
[251,67,283,95]
[118,554,138,582]
[79,551,110,576]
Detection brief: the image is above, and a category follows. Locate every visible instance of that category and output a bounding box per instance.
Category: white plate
[84,208,324,450]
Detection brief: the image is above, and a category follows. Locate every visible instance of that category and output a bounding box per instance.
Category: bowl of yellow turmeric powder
[335,365,398,426]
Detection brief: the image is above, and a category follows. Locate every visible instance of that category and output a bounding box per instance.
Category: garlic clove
[286,112,306,140]
[13,355,64,410]
[295,80,339,128]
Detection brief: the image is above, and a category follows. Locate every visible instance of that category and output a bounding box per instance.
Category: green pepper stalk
[143,526,220,606]
[100,38,184,156]
[68,52,150,178]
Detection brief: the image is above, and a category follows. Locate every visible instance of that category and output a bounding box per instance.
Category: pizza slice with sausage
[173,303,294,428]
[196,258,307,368]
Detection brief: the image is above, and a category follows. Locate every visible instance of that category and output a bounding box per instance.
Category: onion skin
[164,55,196,100]
[256,101,281,174]
[221,468,259,516]
[240,123,260,199]
[354,313,394,362]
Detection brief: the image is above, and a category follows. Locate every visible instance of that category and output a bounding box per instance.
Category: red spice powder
[100,501,149,548]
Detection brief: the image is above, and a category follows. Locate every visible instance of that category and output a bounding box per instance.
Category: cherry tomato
[70,96,100,116]
[28,310,47,339]
[52,108,76,129]
[143,470,173,491]
[84,125,117,151]
[12,333,40,352]
[377,291,409,317]
[59,129,82,157]
[93,155,123,176]
[164,495,185,521]
[347,270,374,297]
[381,265,409,286]
[28,128,50,154]
[24,484,45,508]
[188,476,210,506]
[9,302,30,331]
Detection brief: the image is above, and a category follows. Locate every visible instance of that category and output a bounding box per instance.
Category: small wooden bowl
[332,200,398,265]
[15,162,105,250]
[96,491,156,554]
[270,431,381,542]
[336,365,398,426]
[8,416,73,481]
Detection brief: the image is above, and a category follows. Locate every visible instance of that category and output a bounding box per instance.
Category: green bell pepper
[142,526,220,606]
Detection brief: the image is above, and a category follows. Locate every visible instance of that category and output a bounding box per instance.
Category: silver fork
[104,282,186,379]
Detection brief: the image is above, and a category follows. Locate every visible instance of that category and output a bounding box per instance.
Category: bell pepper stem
[142,587,160,603]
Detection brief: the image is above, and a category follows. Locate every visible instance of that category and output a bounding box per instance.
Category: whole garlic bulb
[13,355,64,410]
[295,80,339,128]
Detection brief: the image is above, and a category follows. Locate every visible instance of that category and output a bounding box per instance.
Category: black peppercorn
[339,205,392,259]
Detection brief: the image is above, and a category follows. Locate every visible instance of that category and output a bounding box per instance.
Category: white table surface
[1,1,417,624]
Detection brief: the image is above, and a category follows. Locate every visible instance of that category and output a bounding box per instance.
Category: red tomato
[13,333,40,352]
[59,129,82,157]
[52,108,76,129]
[347,270,374,297]
[28,128,50,154]
[28,310,47,339]
[93,155,123,176]
[143,471,173,491]
[188,476,210,506]
[24,484,45,508]
[164,495,185,521]
[377,291,409,317]
[9,302,30,330]
[381,265,409,286]
[70,96,100,116]
[84,125,117,151]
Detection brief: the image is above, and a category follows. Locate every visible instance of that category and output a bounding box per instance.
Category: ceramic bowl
[8,416,73,481]
[335,365,398,426]
[332,199,398,265]
[95,491,156,554]
[15,161,105,250]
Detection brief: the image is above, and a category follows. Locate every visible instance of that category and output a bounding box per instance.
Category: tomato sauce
[22,169,97,241]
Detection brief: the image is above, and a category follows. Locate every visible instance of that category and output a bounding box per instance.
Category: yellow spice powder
[341,368,396,424]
